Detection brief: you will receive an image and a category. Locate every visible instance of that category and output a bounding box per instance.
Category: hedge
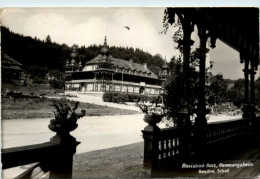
[102,92,162,104]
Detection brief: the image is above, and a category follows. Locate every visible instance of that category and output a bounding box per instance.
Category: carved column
[195,26,209,126]
[249,60,256,117]
[244,59,250,103]
[250,60,256,104]
[242,58,250,118]
[192,25,211,159]
[176,17,194,127]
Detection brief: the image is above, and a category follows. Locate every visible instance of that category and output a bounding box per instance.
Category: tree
[226,88,243,107]
[46,35,52,44]
[207,74,228,105]
[226,78,244,108]
[163,58,184,126]
[49,79,64,89]
[233,79,244,92]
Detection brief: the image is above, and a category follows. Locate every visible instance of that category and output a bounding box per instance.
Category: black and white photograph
[1,4,260,179]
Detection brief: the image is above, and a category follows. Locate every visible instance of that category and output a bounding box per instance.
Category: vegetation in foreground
[1,97,139,120]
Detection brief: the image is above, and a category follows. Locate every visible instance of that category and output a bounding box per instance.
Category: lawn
[1,97,138,119]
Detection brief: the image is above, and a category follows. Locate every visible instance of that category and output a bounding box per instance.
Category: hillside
[1,26,166,80]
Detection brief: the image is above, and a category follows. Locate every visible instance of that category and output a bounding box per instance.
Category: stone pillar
[49,134,80,178]
[142,115,161,169]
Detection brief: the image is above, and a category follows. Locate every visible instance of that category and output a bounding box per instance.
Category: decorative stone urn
[143,114,162,125]
[143,114,162,131]
[49,118,78,134]
[49,117,79,144]
[48,102,85,144]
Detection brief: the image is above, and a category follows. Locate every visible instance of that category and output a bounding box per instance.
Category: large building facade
[65,37,168,95]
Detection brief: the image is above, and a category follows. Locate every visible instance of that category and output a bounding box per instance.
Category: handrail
[2,142,59,169]
[207,117,245,125]
[2,140,80,178]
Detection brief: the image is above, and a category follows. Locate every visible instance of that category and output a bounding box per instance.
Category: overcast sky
[1,7,259,80]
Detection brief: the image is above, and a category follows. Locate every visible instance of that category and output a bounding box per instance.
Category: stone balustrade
[142,116,260,170]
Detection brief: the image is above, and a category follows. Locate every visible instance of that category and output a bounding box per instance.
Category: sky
[1,0,260,8]
[1,8,179,60]
[1,1,260,80]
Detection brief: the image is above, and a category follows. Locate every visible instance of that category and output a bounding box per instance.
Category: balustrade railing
[158,128,181,161]
[206,118,249,146]
[142,120,192,169]
[142,116,260,170]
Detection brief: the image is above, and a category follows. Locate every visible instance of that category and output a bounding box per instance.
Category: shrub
[121,93,129,103]
[149,96,162,104]
[140,95,149,102]
[111,93,121,103]
[103,92,113,102]
[128,94,142,102]
[102,92,160,104]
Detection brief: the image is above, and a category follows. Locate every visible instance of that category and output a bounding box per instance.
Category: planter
[48,118,78,134]
[143,114,163,126]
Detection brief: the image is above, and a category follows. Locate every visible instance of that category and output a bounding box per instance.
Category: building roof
[2,52,23,66]
[1,52,24,71]
[86,54,158,79]
[84,37,158,79]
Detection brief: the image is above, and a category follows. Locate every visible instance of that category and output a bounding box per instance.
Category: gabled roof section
[2,52,23,66]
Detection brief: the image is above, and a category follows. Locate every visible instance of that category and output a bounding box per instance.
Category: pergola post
[249,60,256,118]
[177,39,194,127]
[242,58,250,118]
[192,25,211,158]
[176,16,194,127]
[195,25,209,127]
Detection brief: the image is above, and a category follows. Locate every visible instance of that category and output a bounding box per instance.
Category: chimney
[143,63,147,70]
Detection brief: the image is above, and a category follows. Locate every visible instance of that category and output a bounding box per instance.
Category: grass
[2,83,63,96]
[1,97,139,120]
